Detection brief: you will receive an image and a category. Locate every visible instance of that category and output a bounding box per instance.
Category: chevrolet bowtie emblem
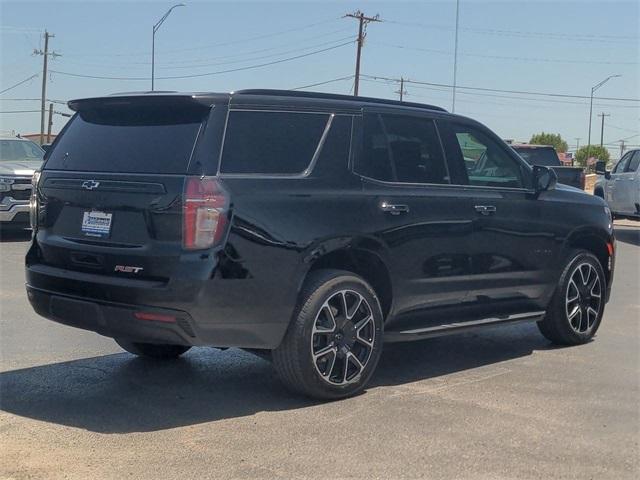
[81,180,100,190]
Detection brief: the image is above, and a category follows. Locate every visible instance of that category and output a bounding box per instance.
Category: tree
[575,145,610,167]
[529,132,569,152]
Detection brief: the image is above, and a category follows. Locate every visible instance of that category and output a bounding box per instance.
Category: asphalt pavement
[1,224,638,479]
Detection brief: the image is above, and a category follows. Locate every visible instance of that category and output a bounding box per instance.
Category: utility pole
[619,140,626,158]
[47,103,53,143]
[34,31,60,145]
[598,112,610,147]
[452,0,461,112]
[396,77,407,101]
[574,137,581,151]
[345,10,381,96]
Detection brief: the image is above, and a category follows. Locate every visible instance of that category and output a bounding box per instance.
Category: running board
[384,311,546,343]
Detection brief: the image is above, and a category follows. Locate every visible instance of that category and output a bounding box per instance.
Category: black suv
[26,90,615,399]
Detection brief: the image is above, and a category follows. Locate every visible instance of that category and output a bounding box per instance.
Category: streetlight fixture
[586,74,621,162]
[151,3,185,91]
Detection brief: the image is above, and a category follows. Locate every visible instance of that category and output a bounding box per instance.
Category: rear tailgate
[34,97,213,281]
[551,166,585,190]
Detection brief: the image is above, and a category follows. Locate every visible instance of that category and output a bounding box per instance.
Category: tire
[537,250,606,345]
[115,338,191,359]
[273,269,384,400]
[593,188,604,199]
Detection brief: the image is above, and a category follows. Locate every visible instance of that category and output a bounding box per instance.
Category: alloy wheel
[565,262,602,334]
[311,289,376,386]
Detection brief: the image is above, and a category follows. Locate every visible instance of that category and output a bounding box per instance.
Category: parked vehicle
[0,136,44,228]
[594,149,640,220]
[512,144,585,190]
[26,90,615,399]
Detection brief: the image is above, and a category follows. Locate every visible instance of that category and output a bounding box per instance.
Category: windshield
[44,106,207,174]
[0,139,44,162]
[513,147,561,167]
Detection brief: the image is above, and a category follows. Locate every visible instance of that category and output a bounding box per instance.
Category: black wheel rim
[311,289,375,386]
[565,263,602,334]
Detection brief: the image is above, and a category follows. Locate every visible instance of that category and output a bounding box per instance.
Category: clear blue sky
[1,0,638,157]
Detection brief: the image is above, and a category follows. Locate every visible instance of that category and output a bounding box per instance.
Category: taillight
[182,176,229,250]
[29,170,41,230]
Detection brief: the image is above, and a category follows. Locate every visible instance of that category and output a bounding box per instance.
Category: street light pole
[586,74,620,163]
[151,3,185,91]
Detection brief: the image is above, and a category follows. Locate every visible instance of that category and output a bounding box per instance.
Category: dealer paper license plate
[81,211,112,238]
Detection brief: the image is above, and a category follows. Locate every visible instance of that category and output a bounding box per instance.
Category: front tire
[115,338,191,359]
[537,250,606,345]
[273,270,384,400]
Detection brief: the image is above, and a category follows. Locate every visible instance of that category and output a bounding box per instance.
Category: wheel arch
[302,242,394,320]
[565,228,612,287]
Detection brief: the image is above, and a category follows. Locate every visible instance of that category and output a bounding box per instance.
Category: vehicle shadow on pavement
[0,323,554,433]
[614,226,640,247]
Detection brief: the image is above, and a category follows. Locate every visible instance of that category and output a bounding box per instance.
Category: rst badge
[114,265,144,274]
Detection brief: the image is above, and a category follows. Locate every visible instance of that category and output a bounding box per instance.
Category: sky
[1,0,638,158]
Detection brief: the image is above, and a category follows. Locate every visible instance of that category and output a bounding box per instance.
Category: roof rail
[233,89,447,112]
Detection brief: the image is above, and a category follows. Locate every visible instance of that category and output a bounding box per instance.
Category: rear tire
[273,269,384,400]
[115,338,191,359]
[537,250,605,345]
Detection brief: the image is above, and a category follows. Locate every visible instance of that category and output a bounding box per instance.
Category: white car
[0,137,44,227]
[594,149,640,220]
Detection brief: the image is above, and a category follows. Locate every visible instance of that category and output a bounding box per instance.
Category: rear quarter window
[219,111,330,174]
[44,106,206,174]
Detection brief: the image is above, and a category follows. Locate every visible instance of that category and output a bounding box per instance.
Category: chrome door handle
[475,205,497,215]
[380,202,410,215]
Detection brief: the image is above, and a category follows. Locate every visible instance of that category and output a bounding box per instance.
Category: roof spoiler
[68,94,215,112]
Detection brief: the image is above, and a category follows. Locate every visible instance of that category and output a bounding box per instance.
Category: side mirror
[595,160,610,179]
[533,165,557,193]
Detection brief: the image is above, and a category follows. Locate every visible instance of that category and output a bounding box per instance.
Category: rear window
[44,106,206,173]
[513,147,560,167]
[220,111,329,174]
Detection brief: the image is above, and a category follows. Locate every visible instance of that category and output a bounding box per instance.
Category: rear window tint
[513,147,560,167]
[44,106,205,173]
[220,111,329,174]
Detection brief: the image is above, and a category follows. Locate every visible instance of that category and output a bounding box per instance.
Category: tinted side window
[220,111,329,174]
[452,123,524,188]
[624,151,639,172]
[355,113,449,184]
[312,116,353,177]
[356,114,394,181]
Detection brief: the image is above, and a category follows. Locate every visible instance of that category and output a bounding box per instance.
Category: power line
[0,74,39,95]
[64,17,343,58]
[372,79,639,109]
[51,41,354,81]
[61,27,355,68]
[361,74,640,102]
[0,110,41,114]
[292,75,354,90]
[383,18,638,43]
[371,41,638,66]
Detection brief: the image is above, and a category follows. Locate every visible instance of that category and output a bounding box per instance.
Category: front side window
[613,152,632,173]
[452,123,525,188]
[626,151,640,172]
[220,111,329,174]
[355,113,449,184]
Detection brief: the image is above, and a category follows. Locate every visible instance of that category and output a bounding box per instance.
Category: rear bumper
[25,255,296,349]
[0,198,30,223]
[26,284,288,348]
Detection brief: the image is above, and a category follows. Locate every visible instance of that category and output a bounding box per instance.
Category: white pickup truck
[594,149,640,221]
